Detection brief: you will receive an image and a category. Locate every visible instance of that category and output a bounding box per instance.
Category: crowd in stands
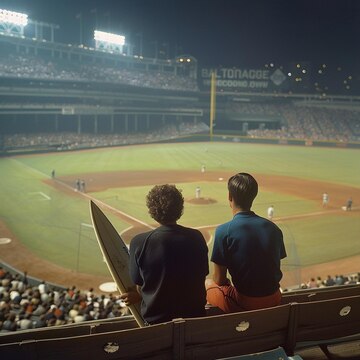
[283,273,360,292]
[1,265,359,332]
[0,267,130,332]
[0,54,198,92]
[3,102,360,151]
[229,102,360,142]
[3,122,209,151]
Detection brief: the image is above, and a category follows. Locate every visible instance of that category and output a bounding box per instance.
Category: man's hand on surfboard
[120,286,142,306]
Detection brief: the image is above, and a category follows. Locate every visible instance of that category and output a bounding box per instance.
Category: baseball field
[0,141,359,290]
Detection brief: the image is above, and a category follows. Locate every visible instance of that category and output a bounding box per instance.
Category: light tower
[0,9,28,37]
[94,30,126,54]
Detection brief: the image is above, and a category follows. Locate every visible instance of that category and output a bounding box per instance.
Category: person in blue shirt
[206,172,286,313]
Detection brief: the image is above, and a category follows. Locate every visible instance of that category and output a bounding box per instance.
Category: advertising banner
[200,67,288,92]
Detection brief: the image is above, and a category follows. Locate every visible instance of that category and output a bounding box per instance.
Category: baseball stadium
[1,3,360,359]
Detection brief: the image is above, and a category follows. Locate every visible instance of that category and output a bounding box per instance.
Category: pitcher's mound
[187,197,217,205]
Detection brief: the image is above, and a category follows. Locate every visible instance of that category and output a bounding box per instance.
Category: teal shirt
[211,211,286,297]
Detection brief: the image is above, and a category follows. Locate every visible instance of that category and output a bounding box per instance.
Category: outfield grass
[1,142,359,276]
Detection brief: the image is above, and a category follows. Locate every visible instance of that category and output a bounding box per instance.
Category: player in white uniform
[322,192,329,207]
[195,186,201,199]
[267,205,274,221]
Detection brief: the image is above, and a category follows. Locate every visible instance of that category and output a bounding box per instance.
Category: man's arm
[212,263,230,286]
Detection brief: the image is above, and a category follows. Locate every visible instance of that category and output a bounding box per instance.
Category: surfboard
[89,200,145,327]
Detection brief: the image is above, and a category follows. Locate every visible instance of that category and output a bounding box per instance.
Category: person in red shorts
[206,172,287,313]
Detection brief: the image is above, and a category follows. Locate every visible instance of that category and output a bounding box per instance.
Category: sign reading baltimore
[200,68,288,92]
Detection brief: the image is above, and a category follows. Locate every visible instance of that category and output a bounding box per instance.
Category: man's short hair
[146,184,184,224]
[228,173,258,210]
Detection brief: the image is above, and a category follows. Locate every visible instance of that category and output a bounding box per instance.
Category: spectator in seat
[307,278,318,288]
[325,275,336,286]
[18,312,33,330]
[2,312,17,331]
[121,184,209,325]
[206,172,287,313]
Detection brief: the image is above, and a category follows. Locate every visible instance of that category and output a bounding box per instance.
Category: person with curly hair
[120,184,209,325]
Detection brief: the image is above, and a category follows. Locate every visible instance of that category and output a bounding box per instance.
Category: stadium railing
[0,320,175,360]
[281,284,360,305]
[286,295,360,358]
[1,296,360,359]
[182,304,292,360]
[216,347,303,360]
[0,316,138,345]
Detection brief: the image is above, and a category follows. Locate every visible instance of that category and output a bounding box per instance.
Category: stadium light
[0,9,28,26]
[94,30,125,46]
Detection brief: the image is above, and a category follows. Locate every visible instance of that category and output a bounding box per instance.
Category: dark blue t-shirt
[129,224,209,324]
[211,211,286,297]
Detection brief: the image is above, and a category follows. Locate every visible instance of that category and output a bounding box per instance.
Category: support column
[77,115,81,134]
[94,115,98,134]
[110,114,114,133]
[146,114,150,130]
[34,114,39,131]
[55,114,59,132]
[125,114,128,133]
[134,114,138,132]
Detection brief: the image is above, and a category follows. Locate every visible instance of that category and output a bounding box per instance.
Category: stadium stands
[1,296,360,359]
[0,54,199,92]
[245,104,360,142]
[2,122,209,152]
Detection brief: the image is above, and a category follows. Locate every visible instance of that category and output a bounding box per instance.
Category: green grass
[1,142,359,276]
[279,213,360,266]
[14,143,360,186]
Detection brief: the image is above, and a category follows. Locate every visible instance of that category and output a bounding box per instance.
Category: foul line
[275,206,359,223]
[11,158,51,178]
[195,206,359,232]
[39,192,51,200]
[29,191,51,201]
[55,179,155,230]
[12,158,154,230]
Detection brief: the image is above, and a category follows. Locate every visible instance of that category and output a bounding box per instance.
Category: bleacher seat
[281,284,360,305]
[286,295,360,358]
[216,347,303,359]
[183,304,291,359]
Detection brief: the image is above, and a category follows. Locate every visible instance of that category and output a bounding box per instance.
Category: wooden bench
[286,295,360,359]
[182,304,292,360]
[281,284,360,305]
[1,295,360,359]
[0,316,138,345]
[0,321,175,360]
[216,346,303,360]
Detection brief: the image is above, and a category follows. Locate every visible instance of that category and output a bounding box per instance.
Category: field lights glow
[94,30,125,45]
[0,9,28,26]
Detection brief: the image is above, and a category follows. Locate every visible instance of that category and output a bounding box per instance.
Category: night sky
[2,0,360,69]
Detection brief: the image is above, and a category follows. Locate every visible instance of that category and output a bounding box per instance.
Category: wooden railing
[1,287,360,359]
